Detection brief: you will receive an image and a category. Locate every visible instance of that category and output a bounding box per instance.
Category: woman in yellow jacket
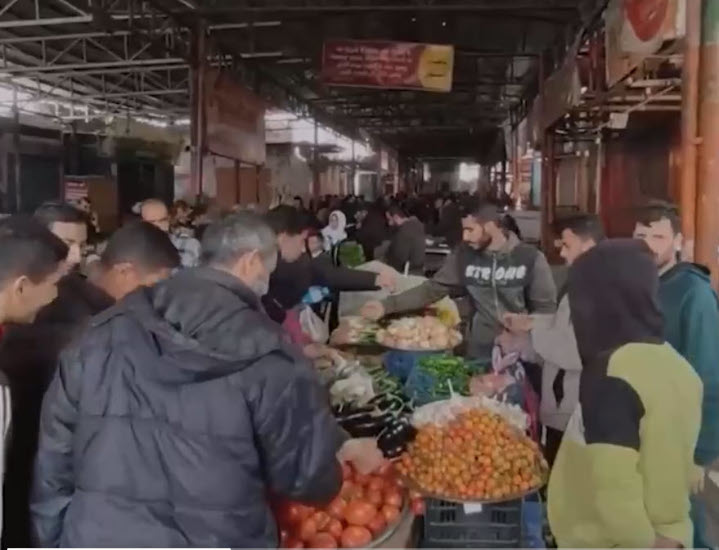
[548,239,702,548]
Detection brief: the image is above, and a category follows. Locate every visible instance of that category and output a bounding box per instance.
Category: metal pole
[313,120,320,198]
[679,0,702,261]
[189,23,206,203]
[696,0,719,285]
[351,139,356,196]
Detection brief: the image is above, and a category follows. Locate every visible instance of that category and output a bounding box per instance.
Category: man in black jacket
[0,216,68,542]
[0,222,180,549]
[383,202,426,275]
[31,212,373,548]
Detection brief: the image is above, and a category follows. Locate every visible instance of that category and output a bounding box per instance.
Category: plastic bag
[299,305,329,344]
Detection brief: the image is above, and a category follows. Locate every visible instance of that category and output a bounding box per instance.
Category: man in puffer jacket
[31,212,370,548]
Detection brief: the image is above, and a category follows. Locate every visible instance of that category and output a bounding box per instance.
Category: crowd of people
[0,191,714,548]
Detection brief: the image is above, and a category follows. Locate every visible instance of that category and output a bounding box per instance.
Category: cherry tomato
[367,513,387,536]
[381,505,400,524]
[384,489,402,508]
[325,497,347,520]
[344,500,377,526]
[299,517,318,542]
[410,498,426,516]
[307,532,338,549]
[340,526,372,548]
[327,518,344,540]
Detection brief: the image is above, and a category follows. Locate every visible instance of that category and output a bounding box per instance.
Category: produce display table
[376,510,418,548]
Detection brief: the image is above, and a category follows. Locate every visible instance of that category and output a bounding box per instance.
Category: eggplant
[377,416,417,458]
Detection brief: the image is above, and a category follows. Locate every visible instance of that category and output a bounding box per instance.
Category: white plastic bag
[299,305,329,344]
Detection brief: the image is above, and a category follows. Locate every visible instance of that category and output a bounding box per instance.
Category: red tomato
[327,518,344,540]
[367,513,387,536]
[284,536,305,549]
[384,489,402,508]
[307,532,338,549]
[410,498,426,516]
[299,517,318,542]
[312,511,331,531]
[354,472,371,486]
[341,462,354,480]
[340,480,363,500]
[340,526,372,548]
[366,489,383,506]
[344,500,377,526]
[367,476,385,492]
[286,503,305,525]
[325,497,347,519]
[380,505,400,524]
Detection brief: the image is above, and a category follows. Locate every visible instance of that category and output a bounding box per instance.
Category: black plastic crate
[421,497,523,548]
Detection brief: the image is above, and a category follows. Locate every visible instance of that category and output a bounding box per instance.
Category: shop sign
[64,179,88,202]
[322,39,454,93]
[605,0,685,86]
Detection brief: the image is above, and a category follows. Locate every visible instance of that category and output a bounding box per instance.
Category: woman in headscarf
[321,210,347,251]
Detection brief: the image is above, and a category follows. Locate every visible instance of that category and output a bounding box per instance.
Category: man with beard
[0,221,179,548]
[0,217,69,540]
[31,212,381,548]
[362,201,556,361]
[633,201,719,549]
[141,198,201,268]
[383,202,426,275]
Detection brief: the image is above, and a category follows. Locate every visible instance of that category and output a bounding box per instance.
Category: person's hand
[337,438,387,476]
[360,300,385,321]
[302,343,332,360]
[503,312,533,332]
[691,464,706,494]
[375,269,397,291]
[653,535,682,548]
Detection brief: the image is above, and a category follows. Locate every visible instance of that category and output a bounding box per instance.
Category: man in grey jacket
[501,214,604,465]
[362,201,557,361]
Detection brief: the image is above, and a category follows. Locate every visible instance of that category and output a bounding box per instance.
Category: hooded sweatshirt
[658,262,719,466]
[382,232,556,360]
[30,268,346,548]
[384,216,426,275]
[548,240,702,549]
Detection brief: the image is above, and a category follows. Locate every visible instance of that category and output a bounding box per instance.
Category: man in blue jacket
[634,201,719,549]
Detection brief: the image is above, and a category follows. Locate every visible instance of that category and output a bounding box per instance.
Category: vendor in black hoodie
[383,201,426,275]
[0,220,179,549]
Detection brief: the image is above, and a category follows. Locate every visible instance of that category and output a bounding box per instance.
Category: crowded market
[0,0,717,548]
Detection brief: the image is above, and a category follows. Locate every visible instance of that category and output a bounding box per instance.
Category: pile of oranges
[396,408,546,501]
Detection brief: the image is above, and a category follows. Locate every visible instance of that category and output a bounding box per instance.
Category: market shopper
[34,201,88,272]
[31,211,381,548]
[263,205,394,329]
[0,216,68,541]
[362,201,557,361]
[141,198,200,268]
[322,210,348,251]
[633,201,719,549]
[0,221,179,549]
[500,214,604,465]
[548,239,702,549]
[382,202,426,275]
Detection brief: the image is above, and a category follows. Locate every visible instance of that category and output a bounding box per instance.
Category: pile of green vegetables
[408,354,486,402]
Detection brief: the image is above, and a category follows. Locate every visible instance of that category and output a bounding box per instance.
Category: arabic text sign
[322,39,454,93]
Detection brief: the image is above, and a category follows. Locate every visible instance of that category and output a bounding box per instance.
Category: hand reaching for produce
[375,269,397,291]
[496,330,531,357]
[360,300,385,321]
[337,438,387,476]
[503,312,533,333]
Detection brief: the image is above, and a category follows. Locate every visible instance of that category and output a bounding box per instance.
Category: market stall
[278,307,547,549]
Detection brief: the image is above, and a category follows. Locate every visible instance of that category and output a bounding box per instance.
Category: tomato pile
[397,408,546,501]
[276,462,424,549]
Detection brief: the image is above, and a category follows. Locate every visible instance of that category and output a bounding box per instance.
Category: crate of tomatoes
[274,462,425,549]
